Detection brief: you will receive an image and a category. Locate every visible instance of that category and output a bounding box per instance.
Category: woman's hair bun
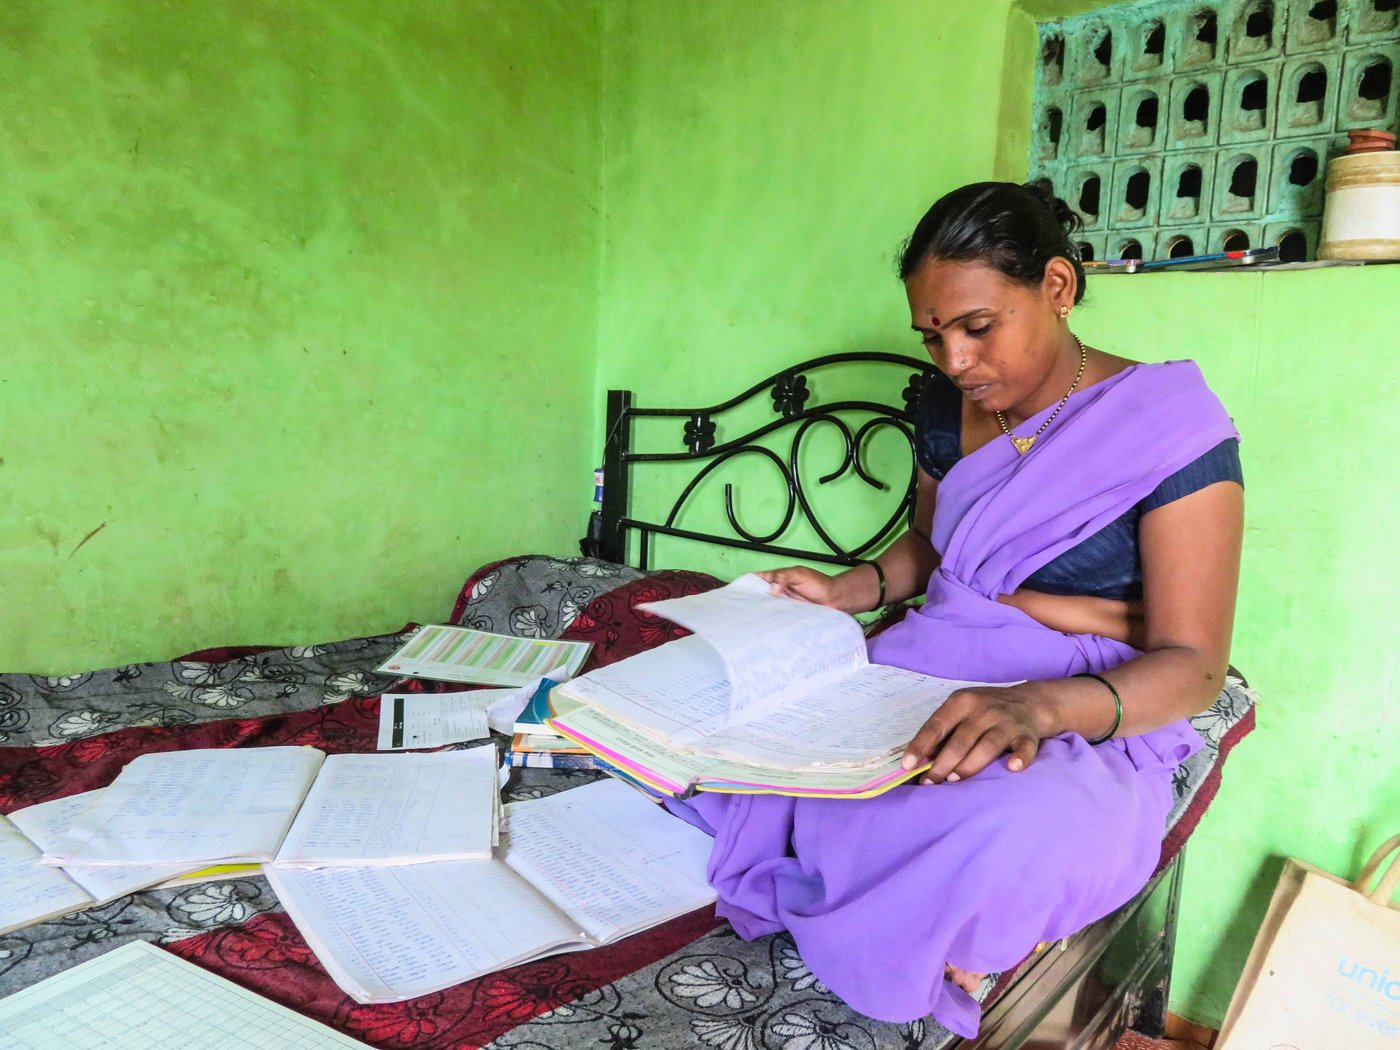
[897,180,1088,304]
[1021,178,1083,236]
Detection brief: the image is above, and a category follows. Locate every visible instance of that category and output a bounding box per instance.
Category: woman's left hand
[901,685,1048,784]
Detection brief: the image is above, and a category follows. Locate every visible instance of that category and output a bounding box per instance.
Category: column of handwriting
[502,781,714,942]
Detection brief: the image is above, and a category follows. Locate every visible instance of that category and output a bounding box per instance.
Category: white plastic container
[1318,151,1400,261]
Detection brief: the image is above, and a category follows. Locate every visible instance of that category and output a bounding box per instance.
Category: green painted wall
[597,0,1400,1029]
[0,1,603,672]
[597,0,1015,573]
[5,0,1395,1032]
[1077,268,1400,1025]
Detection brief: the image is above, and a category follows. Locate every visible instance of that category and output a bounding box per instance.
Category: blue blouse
[914,369,1242,600]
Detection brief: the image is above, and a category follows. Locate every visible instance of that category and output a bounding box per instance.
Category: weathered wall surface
[1,1,603,670]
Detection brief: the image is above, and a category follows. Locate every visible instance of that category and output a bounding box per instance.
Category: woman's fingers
[1006,735,1040,773]
[759,566,840,605]
[902,706,959,771]
[923,719,989,783]
[905,687,1043,785]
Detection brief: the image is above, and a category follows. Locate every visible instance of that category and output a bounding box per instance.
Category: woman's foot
[945,963,985,995]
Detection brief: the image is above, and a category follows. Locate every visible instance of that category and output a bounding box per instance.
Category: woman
[669,181,1244,1038]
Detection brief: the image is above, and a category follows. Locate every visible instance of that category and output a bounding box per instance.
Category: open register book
[549,574,997,798]
[1,791,219,936]
[266,778,716,1003]
[40,745,499,871]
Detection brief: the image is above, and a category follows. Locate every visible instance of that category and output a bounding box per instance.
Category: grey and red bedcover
[0,556,1255,1049]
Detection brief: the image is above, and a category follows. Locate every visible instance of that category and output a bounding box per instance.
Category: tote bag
[1218,833,1400,1050]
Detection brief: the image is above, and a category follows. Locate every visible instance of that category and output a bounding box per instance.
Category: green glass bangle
[1074,672,1122,745]
[866,560,887,610]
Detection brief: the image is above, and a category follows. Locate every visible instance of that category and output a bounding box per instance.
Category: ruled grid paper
[0,941,366,1048]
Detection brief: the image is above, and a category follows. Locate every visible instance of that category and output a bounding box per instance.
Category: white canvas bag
[1218,833,1400,1050]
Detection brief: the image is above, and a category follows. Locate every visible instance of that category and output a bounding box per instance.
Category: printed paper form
[44,747,325,866]
[377,625,591,687]
[273,748,498,867]
[502,779,716,943]
[9,791,201,902]
[0,940,367,1049]
[376,677,549,749]
[640,573,868,722]
[376,690,493,749]
[265,859,585,1003]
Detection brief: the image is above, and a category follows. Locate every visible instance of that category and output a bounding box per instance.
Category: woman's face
[905,258,1069,416]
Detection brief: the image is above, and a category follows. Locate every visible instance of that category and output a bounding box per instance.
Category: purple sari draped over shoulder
[668,361,1240,1038]
[871,358,1238,767]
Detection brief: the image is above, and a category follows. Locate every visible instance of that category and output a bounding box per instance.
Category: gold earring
[1058,305,1070,320]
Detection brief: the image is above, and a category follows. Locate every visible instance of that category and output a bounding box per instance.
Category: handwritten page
[377,625,591,686]
[44,747,325,866]
[639,573,867,722]
[501,779,716,942]
[699,666,987,768]
[265,859,585,1003]
[557,635,736,742]
[0,940,367,1048]
[0,817,93,935]
[273,747,498,867]
[265,781,715,1004]
[9,792,201,902]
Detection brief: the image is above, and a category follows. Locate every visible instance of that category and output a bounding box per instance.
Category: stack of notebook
[505,679,615,770]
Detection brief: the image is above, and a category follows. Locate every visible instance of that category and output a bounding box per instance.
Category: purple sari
[668,361,1239,1037]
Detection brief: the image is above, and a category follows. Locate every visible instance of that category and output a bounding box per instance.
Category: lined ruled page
[272,747,498,867]
[43,747,325,866]
[0,817,94,935]
[697,664,982,768]
[9,792,200,901]
[265,859,584,1003]
[502,779,715,943]
[639,573,868,721]
[557,635,735,741]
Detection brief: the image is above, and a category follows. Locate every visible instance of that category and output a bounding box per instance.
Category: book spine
[504,751,615,771]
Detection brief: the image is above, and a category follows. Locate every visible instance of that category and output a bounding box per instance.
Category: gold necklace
[996,335,1087,456]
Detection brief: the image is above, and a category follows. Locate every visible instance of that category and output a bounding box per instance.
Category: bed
[0,353,1256,1049]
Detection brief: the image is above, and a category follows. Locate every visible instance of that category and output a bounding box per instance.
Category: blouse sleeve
[914,370,963,480]
[1139,438,1244,514]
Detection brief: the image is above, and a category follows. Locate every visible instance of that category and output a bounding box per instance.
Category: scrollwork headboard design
[596,352,937,571]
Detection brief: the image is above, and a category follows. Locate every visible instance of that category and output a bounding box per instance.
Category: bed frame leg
[599,389,633,564]
[1131,847,1185,1039]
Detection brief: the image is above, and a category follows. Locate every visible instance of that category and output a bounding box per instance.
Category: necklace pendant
[1010,435,1036,455]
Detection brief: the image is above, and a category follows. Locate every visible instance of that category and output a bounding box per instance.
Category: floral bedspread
[0,556,1256,1050]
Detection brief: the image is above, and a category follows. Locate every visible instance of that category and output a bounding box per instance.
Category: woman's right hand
[756,565,876,614]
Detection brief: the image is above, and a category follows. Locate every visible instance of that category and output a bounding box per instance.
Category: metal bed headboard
[593,352,938,571]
